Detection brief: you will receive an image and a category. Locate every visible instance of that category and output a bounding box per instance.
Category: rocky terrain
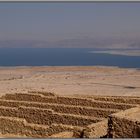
[0,92,139,138]
[0,66,139,138]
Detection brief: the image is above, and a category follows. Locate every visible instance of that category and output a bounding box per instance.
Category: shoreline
[0,65,137,70]
[89,49,140,57]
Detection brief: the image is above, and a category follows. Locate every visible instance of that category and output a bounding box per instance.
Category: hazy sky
[0,3,140,42]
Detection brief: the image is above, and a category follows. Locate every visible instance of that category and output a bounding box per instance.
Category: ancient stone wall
[0,93,140,138]
[108,107,140,138]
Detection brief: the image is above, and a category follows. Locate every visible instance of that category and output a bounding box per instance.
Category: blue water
[0,48,140,68]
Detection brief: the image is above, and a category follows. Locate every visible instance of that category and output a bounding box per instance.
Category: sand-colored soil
[0,66,140,138]
[0,66,140,97]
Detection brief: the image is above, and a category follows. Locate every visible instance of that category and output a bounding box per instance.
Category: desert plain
[0,66,140,97]
[0,66,140,138]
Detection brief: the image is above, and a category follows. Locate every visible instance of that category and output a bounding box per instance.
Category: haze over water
[0,3,140,67]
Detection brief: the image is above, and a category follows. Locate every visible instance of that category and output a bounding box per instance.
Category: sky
[0,3,140,48]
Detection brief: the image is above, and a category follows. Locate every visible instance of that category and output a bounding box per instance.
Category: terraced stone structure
[0,91,139,138]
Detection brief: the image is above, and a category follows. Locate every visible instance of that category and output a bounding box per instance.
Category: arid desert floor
[0,66,139,97]
[0,66,140,138]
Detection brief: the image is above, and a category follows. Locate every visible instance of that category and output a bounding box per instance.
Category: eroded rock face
[108,107,140,138]
[0,92,139,138]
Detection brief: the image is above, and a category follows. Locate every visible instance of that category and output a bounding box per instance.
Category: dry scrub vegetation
[0,91,139,138]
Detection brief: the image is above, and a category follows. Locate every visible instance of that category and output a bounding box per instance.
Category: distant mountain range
[0,37,140,49]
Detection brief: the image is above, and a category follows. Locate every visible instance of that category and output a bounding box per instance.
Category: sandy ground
[0,66,140,97]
